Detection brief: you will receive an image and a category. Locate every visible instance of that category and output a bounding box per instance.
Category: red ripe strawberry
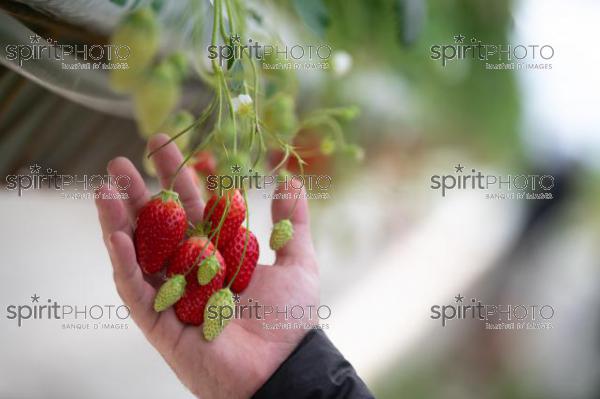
[203,189,245,248]
[167,236,225,282]
[193,151,217,176]
[222,227,259,294]
[134,190,187,274]
[166,236,226,325]
[174,285,219,326]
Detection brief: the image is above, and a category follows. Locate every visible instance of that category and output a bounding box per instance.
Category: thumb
[271,178,317,267]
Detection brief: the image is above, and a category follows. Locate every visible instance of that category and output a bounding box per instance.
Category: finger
[148,134,204,223]
[107,156,150,222]
[95,186,131,241]
[108,231,185,357]
[108,231,158,333]
[271,178,317,268]
[96,184,164,288]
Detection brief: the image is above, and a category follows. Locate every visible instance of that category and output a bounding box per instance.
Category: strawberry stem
[167,148,197,192]
[180,227,221,278]
[203,193,221,223]
[286,149,306,220]
[147,98,216,158]
[213,195,231,248]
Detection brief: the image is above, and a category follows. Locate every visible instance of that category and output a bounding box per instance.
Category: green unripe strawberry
[338,105,360,121]
[166,52,188,81]
[320,136,336,155]
[214,119,235,149]
[154,274,186,312]
[270,219,294,251]
[264,94,298,139]
[278,168,292,180]
[197,255,220,285]
[167,111,194,150]
[110,63,144,93]
[203,288,234,341]
[217,151,250,177]
[109,8,159,92]
[141,110,195,150]
[344,144,365,161]
[133,62,180,136]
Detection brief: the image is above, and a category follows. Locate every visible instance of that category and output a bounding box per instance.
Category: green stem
[287,148,305,219]
[213,196,231,249]
[181,226,222,278]
[244,51,264,166]
[224,0,235,34]
[216,82,223,129]
[211,0,219,48]
[147,98,216,158]
[217,68,237,154]
[218,0,229,42]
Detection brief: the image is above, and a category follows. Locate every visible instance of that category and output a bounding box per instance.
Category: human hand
[95,134,319,398]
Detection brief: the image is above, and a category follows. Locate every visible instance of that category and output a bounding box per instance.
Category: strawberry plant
[115,0,361,341]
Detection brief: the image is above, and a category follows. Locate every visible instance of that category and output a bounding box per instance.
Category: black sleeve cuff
[252,329,375,399]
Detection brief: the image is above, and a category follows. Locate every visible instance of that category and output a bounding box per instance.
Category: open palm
[95,134,319,399]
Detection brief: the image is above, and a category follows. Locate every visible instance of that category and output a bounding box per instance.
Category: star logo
[454,164,464,173]
[231,164,241,174]
[30,163,41,174]
[233,293,241,303]
[453,34,465,44]
[29,34,41,44]
[31,294,40,303]
[230,34,241,44]
[454,293,464,303]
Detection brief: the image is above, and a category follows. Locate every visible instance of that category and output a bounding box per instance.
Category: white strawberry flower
[332,50,352,77]
[232,94,253,117]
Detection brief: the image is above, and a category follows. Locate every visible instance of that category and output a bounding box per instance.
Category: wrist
[188,332,304,399]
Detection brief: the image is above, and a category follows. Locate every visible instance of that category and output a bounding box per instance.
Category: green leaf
[292,0,330,37]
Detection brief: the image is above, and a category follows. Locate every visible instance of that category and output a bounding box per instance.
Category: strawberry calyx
[197,255,220,285]
[156,189,181,205]
[187,222,208,237]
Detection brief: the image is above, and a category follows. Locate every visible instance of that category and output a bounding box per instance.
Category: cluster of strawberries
[134,188,292,341]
